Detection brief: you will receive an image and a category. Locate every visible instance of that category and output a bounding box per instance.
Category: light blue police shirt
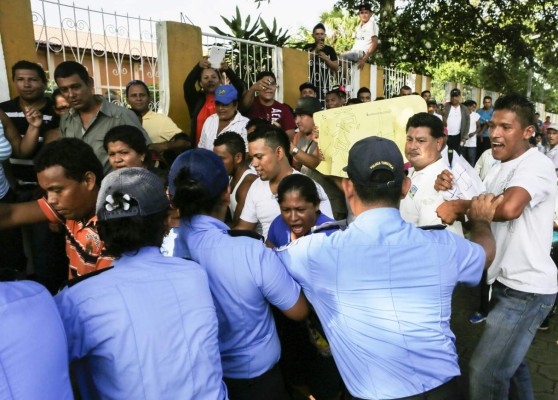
[55,246,227,400]
[0,281,73,400]
[276,207,485,399]
[174,215,301,379]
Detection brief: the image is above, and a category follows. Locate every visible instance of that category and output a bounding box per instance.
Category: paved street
[451,284,558,400]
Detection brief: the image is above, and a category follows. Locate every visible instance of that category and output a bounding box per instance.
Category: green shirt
[60,96,151,173]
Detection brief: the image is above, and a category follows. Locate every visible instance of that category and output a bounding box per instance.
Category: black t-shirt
[0,97,59,183]
[303,43,338,96]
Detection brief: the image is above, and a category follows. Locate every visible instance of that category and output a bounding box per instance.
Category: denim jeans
[469,281,556,400]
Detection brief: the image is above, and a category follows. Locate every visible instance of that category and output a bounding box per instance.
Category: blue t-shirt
[174,215,301,379]
[267,212,336,247]
[0,281,73,400]
[276,208,485,399]
[55,247,227,400]
[477,107,493,137]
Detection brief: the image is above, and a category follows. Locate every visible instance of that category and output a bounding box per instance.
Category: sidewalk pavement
[451,284,558,400]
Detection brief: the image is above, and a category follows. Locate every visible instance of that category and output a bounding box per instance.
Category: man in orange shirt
[0,138,112,278]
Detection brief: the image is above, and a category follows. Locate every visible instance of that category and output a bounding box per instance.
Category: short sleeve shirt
[173,215,301,379]
[275,208,484,399]
[246,98,296,132]
[0,281,73,400]
[401,159,464,236]
[37,198,113,277]
[60,97,151,174]
[55,247,227,399]
[484,148,558,294]
[142,110,182,143]
[352,19,379,53]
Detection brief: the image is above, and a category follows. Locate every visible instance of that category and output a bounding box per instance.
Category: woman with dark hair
[103,124,168,184]
[56,167,227,399]
[265,173,343,400]
[183,58,245,146]
[266,173,337,248]
[169,148,307,400]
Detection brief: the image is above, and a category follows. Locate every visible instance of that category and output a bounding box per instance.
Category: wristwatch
[291,146,300,156]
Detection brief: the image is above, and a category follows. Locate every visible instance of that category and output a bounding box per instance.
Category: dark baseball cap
[356,2,372,11]
[168,148,229,198]
[294,97,322,116]
[450,88,461,97]
[96,168,169,221]
[343,137,404,189]
[299,81,317,93]
[215,84,238,105]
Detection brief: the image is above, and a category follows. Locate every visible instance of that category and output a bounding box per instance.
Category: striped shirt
[0,122,12,198]
[37,198,113,277]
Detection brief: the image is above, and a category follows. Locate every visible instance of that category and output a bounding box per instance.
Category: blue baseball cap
[168,148,229,198]
[214,84,238,105]
[343,137,404,189]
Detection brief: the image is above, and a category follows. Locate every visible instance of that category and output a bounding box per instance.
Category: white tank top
[230,168,256,216]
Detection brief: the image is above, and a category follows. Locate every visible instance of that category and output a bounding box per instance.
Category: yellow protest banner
[315,95,427,177]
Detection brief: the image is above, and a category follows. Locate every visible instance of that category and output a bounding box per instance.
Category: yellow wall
[161,22,202,133]
[0,0,37,97]
[415,74,423,93]
[282,48,310,108]
[376,67,384,98]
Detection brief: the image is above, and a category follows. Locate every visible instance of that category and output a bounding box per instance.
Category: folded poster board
[315,95,426,177]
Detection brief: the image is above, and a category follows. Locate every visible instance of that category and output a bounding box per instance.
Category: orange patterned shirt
[37,198,114,278]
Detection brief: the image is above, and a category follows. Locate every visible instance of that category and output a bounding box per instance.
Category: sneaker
[538,318,550,331]
[469,312,487,324]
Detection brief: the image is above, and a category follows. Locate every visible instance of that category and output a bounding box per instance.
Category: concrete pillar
[282,47,308,108]
[0,0,37,99]
[376,67,384,98]
[369,64,377,100]
[157,21,202,133]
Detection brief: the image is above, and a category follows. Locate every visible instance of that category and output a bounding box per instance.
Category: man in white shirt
[463,99,481,166]
[235,125,332,238]
[444,88,470,154]
[544,123,558,176]
[435,93,557,400]
[401,112,463,236]
[340,3,379,70]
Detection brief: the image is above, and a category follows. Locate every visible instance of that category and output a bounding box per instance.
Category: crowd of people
[0,2,557,399]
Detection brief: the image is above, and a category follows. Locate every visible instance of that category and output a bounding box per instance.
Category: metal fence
[199,32,280,99]
[382,67,415,99]
[31,0,160,109]
[307,52,355,104]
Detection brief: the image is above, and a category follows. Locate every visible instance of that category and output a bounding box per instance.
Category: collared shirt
[142,110,182,143]
[174,215,301,379]
[0,281,73,400]
[37,198,113,277]
[401,158,464,236]
[60,97,151,174]
[484,148,557,294]
[55,247,227,400]
[198,111,249,151]
[276,208,484,399]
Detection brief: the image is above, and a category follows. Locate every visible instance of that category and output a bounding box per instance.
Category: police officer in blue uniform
[169,148,308,400]
[276,136,502,400]
[55,167,227,400]
[0,280,73,400]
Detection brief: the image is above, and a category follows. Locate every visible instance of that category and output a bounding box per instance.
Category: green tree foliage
[210,6,290,46]
[333,0,557,110]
